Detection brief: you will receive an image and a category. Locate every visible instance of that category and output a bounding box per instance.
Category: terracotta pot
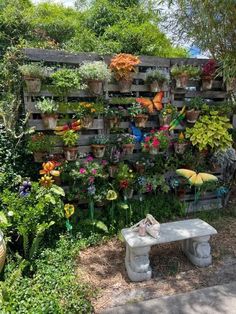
[63,147,78,161]
[0,231,6,273]
[150,81,162,92]
[122,143,135,155]
[118,78,133,93]
[33,151,46,163]
[135,163,145,174]
[201,77,213,90]
[226,78,236,92]
[186,109,200,123]
[81,116,94,129]
[174,142,188,155]
[24,76,41,93]
[87,80,103,95]
[42,114,58,129]
[108,165,118,178]
[175,74,189,89]
[159,114,172,126]
[107,117,120,129]
[53,175,62,185]
[91,144,106,158]
[124,188,134,200]
[149,146,160,155]
[134,114,148,128]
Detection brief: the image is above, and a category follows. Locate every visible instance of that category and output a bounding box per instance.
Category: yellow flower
[64,204,75,218]
[178,132,185,140]
[39,175,54,188]
[106,190,118,201]
[167,108,172,114]
[91,108,96,113]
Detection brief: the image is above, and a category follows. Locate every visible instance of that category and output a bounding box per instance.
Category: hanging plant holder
[175,74,189,89]
[107,117,120,129]
[134,114,148,128]
[87,80,103,95]
[63,147,78,161]
[201,76,213,90]
[81,116,94,129]
[24,76,42,93]
[186,109,200,123]
[42,114,58,129]
[122,143,135,155]
[91,144,106,158]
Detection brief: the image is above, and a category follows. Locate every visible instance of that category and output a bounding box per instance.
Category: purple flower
[91,168,97,175]
[146,183,153,193]
[101,160,108,166]
[19,180,31,197]
[86,156,94,163]
[89,176,95,184]
[87,185,96,195]
[79,168,86,174]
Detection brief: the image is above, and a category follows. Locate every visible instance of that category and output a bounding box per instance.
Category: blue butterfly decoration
[129,122,144,143]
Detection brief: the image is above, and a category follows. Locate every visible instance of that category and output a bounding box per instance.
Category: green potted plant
[142,130,169,155]
[185,111,232,152]
[35,98,59,129]
[74,102,103,129]
[50,68,85,96]
[62,130,79,161]
[201,60,216,90]
[174,132,189,155]
[145,69,169,92]
[19,63,45,93]
[110,53,140,93]
[159,103,177,126]
[171,64,200,89]
[79,61,111,95]
[118,133,136,155]
[91,134,109,158]
[27,133,56,162]
[104,105,126,129]
[217,57,236,93]
[128,103,149,128]
[186,97,205,123]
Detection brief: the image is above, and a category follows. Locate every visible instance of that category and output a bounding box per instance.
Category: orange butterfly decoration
[136,91,164,113]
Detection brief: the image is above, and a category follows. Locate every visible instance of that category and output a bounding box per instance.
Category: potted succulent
[110,53,140,93]
[104,105,125,129]
[185,111,232,152]
[27,133,56,162]
[19,63,45,93]
[185,97,205,123]
[62,130,79,161]
[91,134,109,158]
[128,103,149,128]
[35,98,59,129]
[201,60,216,90]
[142,130,169,155]
[118,133,136,155]
[79,61,111,95]
[75,102,103,129]
[171,64,200,89]
[174,132,188,155]
[159,103,177,126]
[145,69,169,92]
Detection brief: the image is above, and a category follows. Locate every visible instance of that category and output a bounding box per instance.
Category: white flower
[7,211,14,217]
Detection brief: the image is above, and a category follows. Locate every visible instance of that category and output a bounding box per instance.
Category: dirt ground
[76,198,236,313]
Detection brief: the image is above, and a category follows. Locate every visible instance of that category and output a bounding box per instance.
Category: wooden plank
[185,198,222,213]
[103,55,170,67]
[173,90,226,99]
[107,83,170,92]
[170,58,216,66]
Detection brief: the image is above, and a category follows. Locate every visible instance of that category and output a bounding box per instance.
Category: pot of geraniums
[116,162,135,199]
[110,53,141,93]
[185,97,205,123]
[185,111,232,153]
[27,132,56,162]
[118,133,136,155]
[104,105,125,129]
[142,130,170,155]
[35,98,59,129]
[62,130,79,161]
[201,60,216,90]
[79,61,111,95]
[91,134,109,158]
[128,103,149,128]
[159,103,177,126]
[171,64,200,89]
[174,132,189,155]
[145,69,169,92]
[19,63,45,93]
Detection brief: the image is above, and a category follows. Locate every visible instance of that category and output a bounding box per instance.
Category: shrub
[19,63,45,78]
[79,61,111,81]
[145,69,169,85]
[35,98,59,114]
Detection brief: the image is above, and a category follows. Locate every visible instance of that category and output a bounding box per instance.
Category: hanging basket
[150,81,162,93]
[107,117,120,129]
[81,116,94,129]
[134,114,149,128]
[201,76,213,90]
[42,114,58,129]
[159,114,172,126]
[0,231,6,273]
[186,109,200,123]
[24,76,42,93]
[91,144,106,158]
[63,147,78,161]
[175,74,189,89]
[118,78,133,93]
[87,80,103,95]
[122,143,135,155]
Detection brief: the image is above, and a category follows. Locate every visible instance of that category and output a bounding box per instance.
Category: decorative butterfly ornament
[136,91,164,113]
[176,169,218,186]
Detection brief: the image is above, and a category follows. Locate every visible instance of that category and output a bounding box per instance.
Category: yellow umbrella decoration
[176,169,218,186]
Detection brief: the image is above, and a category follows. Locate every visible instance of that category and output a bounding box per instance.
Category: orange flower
[39,161,60,177]
[39,175,54,188]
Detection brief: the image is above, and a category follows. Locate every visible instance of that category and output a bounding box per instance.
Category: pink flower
[86,156,94,162]
[159,126,169,131]
[152,138,160,148]
[144,136,151,142]
[89,176,95,184]
[91,168,97,175]
[150,129,155,134]
[79,168,86,174]
[101,160,108,166]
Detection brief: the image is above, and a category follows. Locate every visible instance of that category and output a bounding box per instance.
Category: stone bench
[121,218,217,282]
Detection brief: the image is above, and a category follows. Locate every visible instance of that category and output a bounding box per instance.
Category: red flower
[152,138,160,148]
[144,136,151,142]
[119,179,129,189]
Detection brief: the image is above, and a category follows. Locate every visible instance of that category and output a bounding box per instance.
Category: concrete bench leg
[125,244,152,281]
[182,235,212,267]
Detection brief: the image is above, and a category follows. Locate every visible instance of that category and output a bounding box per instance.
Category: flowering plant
[39,161,61,177]
[103,105,126,118]
[91,134,109,145]
[118,133,136,144]
[201,60,216,79]
[79,61,111,81]
[127,103,148,117]
[74,102,103,118]
[115,163,135,190]
[27,133,56,153]
[142,130,170,152]
[161,103,177,118]
[176,132,187,144]
[110,53,140,81]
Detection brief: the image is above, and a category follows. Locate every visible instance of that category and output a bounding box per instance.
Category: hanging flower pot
[81,116,94,129]
[63,147,78,161]
[201,76,213,90]
[159,114,172,126]
[24,77,42,93]
[42,114,58,129]
[87,80,103,95]
[122,143,135,155]
[107,117,120,129]
[150,81,162,93]
[186,109,200,123]
[118,78,133,93]
[175,74,189,89]
[226,78,236,93]
[134,163,145,174]
[33,151,46,163]
[108,164,118,178]
[91,144,106,158]
[0,231,6,273]
[134,114,149,128]
[174,142,188,155]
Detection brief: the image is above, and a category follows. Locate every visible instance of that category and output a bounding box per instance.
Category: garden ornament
[136,91,164,113]
[131,214,160,239]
